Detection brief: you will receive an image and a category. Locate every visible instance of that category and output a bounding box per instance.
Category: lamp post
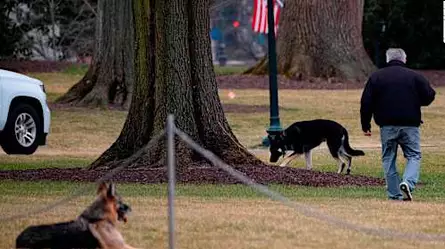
[264,0,283,146]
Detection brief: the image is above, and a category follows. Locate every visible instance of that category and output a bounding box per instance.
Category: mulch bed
[216,70,445,90]
[0,165,385,187]
[0,60,77,73]
[2,60,445,90]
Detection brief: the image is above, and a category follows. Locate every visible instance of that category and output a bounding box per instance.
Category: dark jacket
[360,60,436,132]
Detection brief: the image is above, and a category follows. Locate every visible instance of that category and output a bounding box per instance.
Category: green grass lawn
[1,71,445,248]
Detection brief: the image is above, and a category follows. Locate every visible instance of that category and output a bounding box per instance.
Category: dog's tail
[342,128,365,156]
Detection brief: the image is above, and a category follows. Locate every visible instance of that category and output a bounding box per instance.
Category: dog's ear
[107,183,116,198]
[97,182,108,196]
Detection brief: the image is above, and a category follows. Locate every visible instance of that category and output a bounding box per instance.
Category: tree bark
[246,0,375,81]
[56,0,134,108]
[89,0,263,169]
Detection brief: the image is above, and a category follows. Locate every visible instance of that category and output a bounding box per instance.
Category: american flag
[251,0,284,35]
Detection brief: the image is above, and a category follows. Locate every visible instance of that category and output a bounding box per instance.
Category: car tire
[0,104,42,155]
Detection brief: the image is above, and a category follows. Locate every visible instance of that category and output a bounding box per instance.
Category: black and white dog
[268,119,365,174]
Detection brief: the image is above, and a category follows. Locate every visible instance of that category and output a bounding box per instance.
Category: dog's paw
[346,169,351,175]
[279,162,288,167]
[337,163,346,174]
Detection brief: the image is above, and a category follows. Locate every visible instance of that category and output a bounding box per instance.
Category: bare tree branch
[81,0,97,16]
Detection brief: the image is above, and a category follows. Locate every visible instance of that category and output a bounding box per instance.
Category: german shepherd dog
[16,182,138,249]
[268,119,365,174]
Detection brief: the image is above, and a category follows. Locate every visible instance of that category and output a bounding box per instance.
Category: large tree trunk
[246,0,375,81]
[56,0,134,108]
[89,0,263,169]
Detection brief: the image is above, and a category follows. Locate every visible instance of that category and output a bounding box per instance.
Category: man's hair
[386,48,407,63]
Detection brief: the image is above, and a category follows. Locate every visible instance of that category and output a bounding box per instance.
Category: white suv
[0,69,51,154]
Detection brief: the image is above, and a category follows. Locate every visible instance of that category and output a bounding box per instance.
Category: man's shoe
[400,182,412,201]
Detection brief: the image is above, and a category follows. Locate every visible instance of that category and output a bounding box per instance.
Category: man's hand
[363,130,372,136]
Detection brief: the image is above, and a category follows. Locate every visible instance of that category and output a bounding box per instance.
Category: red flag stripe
[261,1,267,32]
[252,0,282,35]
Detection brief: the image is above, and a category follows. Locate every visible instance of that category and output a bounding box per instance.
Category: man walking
[360,48,436,201]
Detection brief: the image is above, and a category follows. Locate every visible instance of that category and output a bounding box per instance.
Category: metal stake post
[166,114,176,249]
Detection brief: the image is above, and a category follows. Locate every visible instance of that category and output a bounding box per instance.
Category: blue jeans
[380,126,421,200]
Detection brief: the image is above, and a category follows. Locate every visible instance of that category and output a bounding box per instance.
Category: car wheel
[1,104,42,155]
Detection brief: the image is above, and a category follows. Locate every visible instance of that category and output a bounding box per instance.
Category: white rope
[174,125,445,242]
[0,130,165,223]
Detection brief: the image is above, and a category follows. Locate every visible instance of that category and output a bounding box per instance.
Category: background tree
[362,0,445,69]
[0,0,96,61]
[55,0,96,61]
[88,0,262,169]
[56,0,134,108]
[0,0,33,59]
[246,0,375,81]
